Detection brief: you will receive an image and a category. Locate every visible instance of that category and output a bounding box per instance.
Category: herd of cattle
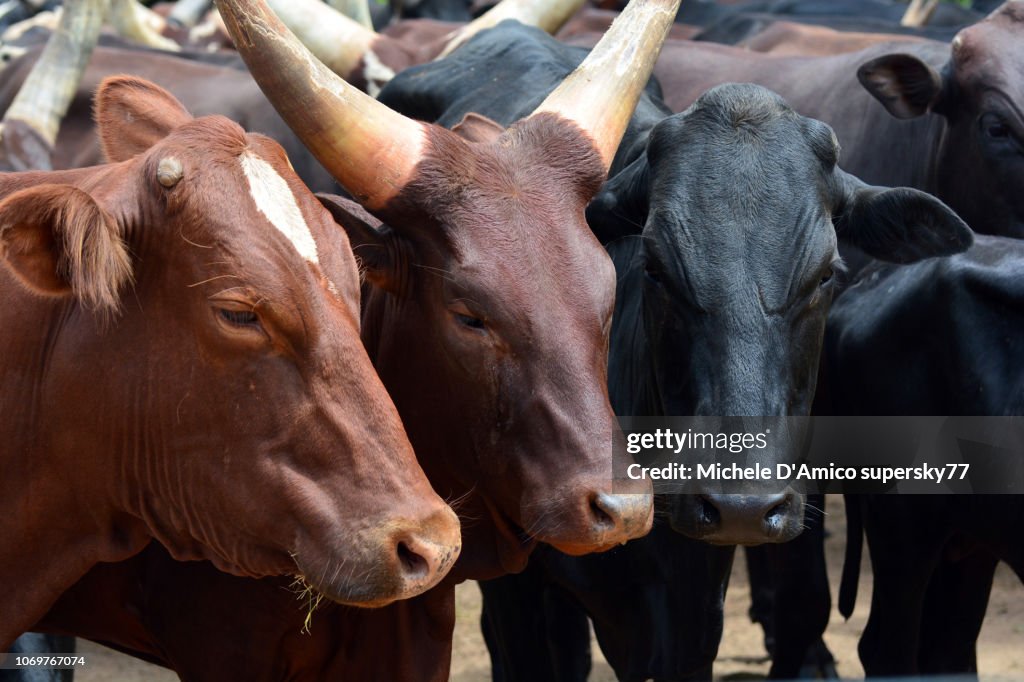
[0,0,1020,680]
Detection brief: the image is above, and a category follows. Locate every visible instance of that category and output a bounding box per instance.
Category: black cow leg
[480,561,589,682]
[917,549,998,675]
[858,497,945,677]
[744,545,776,655]
[767,496,835,679]
[651,661,713,682]
[0,634,75,682]
[542,583,592,682]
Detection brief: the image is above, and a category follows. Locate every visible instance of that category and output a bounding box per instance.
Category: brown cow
[0,75,461,650]
[556,6,699,40]
[737,20,927,56]
[31,0,673,677]
[218,0,664,572]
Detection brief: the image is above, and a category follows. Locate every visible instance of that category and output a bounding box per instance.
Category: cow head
[0,77,461,606]
[590,84,971,544]
[857,1,1024,237]
[216,0,682,577]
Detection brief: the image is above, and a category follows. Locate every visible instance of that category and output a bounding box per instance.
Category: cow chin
[547,539,625,557]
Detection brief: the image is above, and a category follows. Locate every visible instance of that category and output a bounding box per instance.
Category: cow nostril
[698,495,721,529]
[396,541,429,580]
[589,494,616,529]
[764,495,793,529]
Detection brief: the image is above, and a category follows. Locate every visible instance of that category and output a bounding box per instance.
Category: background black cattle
[823,236,1024,677]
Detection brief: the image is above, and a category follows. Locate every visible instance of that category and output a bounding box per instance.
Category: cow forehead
[441,203,615,323]
[650,126,833,236]
[239,151,320,266]
[953,10,1024,81]
[645,134,837,308]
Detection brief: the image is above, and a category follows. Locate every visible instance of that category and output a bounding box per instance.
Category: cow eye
[820,269,834,287]
[643,263,662,285]
[219,308,259,327]
[981,113,1012,140]
[455,312,486,330]
[450,301,486,332]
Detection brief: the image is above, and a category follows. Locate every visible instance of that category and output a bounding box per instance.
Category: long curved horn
[2,0,111,148]
[530,0,680,169]
[438,0,586,58]
[109,0,181,51]
[216,0,426,209]
[900,0,939,27]
[264,0,378,79]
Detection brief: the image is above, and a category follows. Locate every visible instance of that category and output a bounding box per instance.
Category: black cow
[636,2,1024,238]
[822,235,1024,677]
[378,21,972,681]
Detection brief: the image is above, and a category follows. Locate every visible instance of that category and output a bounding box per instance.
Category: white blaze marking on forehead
[239,151,320,265]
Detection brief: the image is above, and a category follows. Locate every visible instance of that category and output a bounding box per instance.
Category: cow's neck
[0,291,150,648]
[606,237,663,417]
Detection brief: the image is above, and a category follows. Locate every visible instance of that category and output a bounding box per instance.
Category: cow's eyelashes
[455,312,486,330]
[449,301,487,333]
[980,113,1020,148]
[218,307,260,327]
[981,114,1010,139]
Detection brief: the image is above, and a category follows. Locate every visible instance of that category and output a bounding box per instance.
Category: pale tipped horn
[530,0,680,169]
[264,0,378,79]
[109,0,181,51]
[216,0,426,209]
[326,0,374,31]
[438,0,587,58]
[2,0,111,148]
[900,0,939,27]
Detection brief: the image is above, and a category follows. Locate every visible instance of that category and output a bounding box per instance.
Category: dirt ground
[77,496,1023,681]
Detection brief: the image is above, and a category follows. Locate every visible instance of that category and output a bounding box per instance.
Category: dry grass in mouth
[289,574,326,634]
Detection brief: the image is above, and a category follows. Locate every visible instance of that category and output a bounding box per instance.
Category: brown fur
[739,21,926,57]
[95,75,194,162]
[0,183,132,317]
[2,76,459,651]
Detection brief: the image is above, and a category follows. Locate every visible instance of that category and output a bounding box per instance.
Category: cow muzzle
[530,488,654,556]
[294,504,462,607]
[670,491,805,546]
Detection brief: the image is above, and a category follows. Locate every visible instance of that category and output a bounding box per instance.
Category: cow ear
[451,113,505,144]
[857,54,942,119]
[586,155,650,244]
[95,76,194,162]
[832,169,973,263]
[0,184,133,314]
[316,193,402,293]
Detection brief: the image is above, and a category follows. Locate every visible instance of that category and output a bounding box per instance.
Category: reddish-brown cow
[0,76,461,650]
[219,0,664,578]
[737,20,927,56]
